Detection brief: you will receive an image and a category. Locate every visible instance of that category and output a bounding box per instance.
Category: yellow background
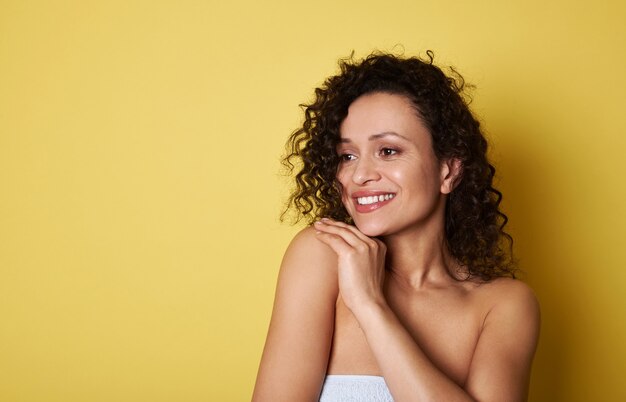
[1,1,625,400]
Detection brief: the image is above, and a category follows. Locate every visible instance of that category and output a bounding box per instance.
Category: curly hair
[282,51,516,280]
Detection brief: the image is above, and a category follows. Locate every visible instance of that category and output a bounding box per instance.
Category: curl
[281,51,516,280]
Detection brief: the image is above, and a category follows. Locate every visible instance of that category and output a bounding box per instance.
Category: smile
[357,193,395,205]
[351,192,396,213]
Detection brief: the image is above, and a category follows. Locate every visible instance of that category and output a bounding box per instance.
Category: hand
[314,218,387,314]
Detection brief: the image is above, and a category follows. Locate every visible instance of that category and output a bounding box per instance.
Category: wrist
[350,296,390,324]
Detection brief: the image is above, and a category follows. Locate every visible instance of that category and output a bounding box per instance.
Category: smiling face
[336,92,458,237]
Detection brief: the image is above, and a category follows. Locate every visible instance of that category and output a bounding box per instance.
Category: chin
[353,219,390,238]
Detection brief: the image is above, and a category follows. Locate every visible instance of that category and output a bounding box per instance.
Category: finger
[314,220,373,249]
[314,231,353,255]
[319,218,373,243]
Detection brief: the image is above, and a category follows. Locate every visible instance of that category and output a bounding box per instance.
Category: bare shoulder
[471,277,541,368]
[476,277,540,323]
[279,226,338,283]
[284,226,337,262]
[464,277,541,401]
[272,226,340,318]
[252,227,339,401]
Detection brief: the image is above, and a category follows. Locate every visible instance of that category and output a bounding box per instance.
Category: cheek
[388,166,417,189]
[335,165,348,184]
[391,164,438,196]
[335,171,350,206]
[336,168,350,191]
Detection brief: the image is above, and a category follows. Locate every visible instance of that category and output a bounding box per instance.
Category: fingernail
[321,218,330,222]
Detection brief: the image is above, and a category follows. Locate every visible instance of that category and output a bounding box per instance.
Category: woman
[252,52,540,402]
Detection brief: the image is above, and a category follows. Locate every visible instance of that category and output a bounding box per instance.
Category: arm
[314,219,540,402]
[464,281,540,402]
[356,280,539,402]
[252,227,339,402]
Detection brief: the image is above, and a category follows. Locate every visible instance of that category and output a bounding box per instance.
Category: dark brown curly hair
[282,51,516,280]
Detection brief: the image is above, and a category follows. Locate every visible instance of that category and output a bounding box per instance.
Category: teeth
[357,193,394,205]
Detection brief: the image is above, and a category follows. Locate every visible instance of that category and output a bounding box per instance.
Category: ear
[439,158,463,194]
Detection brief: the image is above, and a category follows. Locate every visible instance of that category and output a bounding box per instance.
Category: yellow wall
[1,1,625,400]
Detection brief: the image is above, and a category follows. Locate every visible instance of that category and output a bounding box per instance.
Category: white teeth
[356,194,395,205]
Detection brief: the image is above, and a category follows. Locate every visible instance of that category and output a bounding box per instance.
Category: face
[336,92,458,237]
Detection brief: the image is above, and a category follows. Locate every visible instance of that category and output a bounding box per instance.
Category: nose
[352,156,381,185]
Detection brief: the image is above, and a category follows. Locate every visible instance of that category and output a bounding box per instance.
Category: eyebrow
[339,131,410,143]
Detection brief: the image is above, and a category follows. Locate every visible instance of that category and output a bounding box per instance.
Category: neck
[381,213,462,290]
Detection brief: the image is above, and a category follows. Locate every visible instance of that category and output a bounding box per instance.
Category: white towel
[319,375,394,402]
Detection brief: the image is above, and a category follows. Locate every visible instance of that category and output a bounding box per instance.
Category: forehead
[339,92,430,143]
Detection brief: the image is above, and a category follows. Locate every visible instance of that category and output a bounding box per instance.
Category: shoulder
[464,278,540,400]
[283,226,337,262]
[281,227,338,272]
[276,226,339,297]
[252,227,339,400]
[474,277,541,346]
[479,277,540,319]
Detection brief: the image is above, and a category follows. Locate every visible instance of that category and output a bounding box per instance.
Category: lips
[351,191,396,213]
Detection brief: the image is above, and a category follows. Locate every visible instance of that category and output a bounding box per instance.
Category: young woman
[252,52,540,402]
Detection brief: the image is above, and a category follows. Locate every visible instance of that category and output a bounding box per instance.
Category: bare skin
[252,93,540,402]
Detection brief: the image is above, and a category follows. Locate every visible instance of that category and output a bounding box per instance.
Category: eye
[339,153,357,162]
[380,148,398,157]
